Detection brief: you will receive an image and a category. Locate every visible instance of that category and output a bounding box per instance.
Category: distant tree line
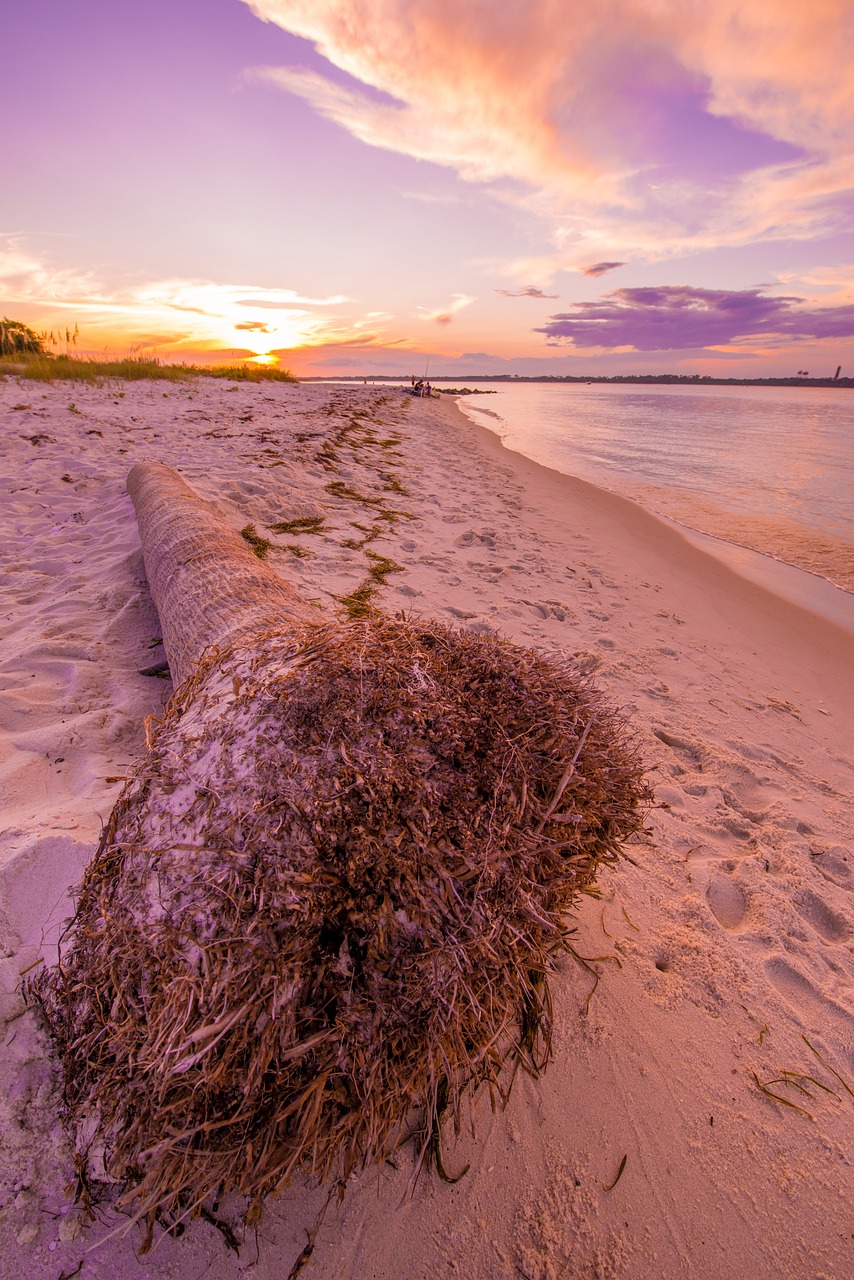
[311,372,854,389]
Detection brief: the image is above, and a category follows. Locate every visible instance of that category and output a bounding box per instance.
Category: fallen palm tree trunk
[127,460,318,683]
[33,461,649,1239]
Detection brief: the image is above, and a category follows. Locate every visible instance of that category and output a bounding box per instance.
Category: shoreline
[443,391,854,668]
[1,378,853,1279]
[455,388,854,602]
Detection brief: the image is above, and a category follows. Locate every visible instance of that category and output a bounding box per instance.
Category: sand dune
[1,377,852,1279]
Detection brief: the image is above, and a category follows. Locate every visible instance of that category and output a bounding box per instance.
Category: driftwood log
[34,462,649,1238]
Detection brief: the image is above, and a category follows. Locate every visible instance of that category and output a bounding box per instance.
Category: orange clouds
[246,0,611,195]
[0,241,364,359]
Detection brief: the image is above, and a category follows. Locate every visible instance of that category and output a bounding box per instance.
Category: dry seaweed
[31,613,649,1240]
[268,517,327,537]
[603,1153,627,1191]
[240,524,272,560]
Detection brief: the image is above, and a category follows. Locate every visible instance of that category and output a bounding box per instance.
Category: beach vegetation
[342,522,376,551]
[752,1035,854,1122]
[339,579,377,617]
[325,479,386,508]
[268,516,327,536]
[0,352,296,384]
[366,550,404,583]
[803,1033,854,1098]
[239,524,272,559]
[752,1072,816,1120]
[379,470,408,494]
[603,1153,628,1192]
[339,552,405,617]
[0,317,50,357]
[315,443,340,469]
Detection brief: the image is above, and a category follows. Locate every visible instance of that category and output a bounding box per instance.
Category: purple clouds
[582,262,625,278]
[536,286,854,351]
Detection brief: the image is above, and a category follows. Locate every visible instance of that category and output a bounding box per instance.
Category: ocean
[454,382,854,598]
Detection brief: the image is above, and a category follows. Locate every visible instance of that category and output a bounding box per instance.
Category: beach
[1,377,853,1279]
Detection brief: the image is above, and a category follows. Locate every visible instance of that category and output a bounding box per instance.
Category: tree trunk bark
[127,462,316,686]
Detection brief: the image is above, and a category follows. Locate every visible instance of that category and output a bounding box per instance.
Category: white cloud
[0,241,108,306]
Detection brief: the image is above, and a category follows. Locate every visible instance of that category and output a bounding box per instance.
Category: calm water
[455,383,854,595]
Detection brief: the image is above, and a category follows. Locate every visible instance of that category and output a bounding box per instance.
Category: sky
[3,0,854,377]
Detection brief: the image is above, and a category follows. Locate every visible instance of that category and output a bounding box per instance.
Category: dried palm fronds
[32,463,649,1241]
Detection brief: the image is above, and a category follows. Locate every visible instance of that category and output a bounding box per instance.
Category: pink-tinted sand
[1,378,853,1279]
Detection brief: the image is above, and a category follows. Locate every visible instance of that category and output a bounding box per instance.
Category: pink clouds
[245,1,615,195]
[243,0,854,264]
[671,0,854,154]
[417,294,476,325]
[0,242,105,307]
[495,287,559,299]
[536,286,854,350]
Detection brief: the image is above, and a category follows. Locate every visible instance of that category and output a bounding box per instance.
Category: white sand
[1,377,853,1280]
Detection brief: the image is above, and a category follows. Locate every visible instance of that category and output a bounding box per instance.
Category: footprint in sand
[812,846,854,890]
[453,529,501,550]
[760,955,854,1039]
[652,726,705,765]
[520,599,568,621]
[761,956,854,1034]
[764,956,824,1014]
[795,889,851,942]
[706,874,749,930]
[645,681,671,700]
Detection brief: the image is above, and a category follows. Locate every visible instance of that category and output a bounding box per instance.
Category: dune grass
[0,353,296,384]
[1,318,49,357]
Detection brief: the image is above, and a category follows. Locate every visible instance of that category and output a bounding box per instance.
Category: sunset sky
[4,0,854,376]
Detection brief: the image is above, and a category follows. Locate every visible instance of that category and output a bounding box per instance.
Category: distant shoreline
[303,373,854,388]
